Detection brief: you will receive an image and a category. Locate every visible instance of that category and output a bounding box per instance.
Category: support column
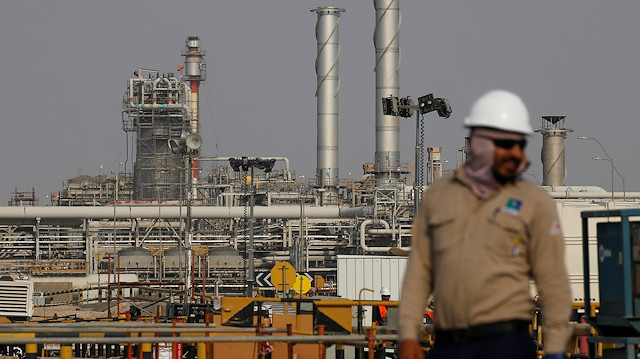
[60,345,73,359]
[26,343,37,359]
[84,219,92,274]
[34,218,40,261]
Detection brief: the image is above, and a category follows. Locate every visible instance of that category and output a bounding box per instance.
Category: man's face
[381,295,390,301]
[491,137,526,182]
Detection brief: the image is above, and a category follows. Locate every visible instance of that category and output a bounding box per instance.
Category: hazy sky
[1,1,638,204]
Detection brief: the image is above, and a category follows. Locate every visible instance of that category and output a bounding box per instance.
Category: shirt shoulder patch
[550,220,562,236]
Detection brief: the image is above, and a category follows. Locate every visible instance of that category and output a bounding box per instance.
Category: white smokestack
[374,0,400,184]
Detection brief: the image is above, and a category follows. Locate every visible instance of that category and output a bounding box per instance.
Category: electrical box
[593,221,640,336]
[597,222,640,315]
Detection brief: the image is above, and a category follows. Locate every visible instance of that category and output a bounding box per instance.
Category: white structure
[312,7,344,200]
[0,279,33,320]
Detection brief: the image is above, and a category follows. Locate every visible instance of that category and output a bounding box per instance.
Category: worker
[373,286,392,359]
[373,286,391,326]
[398,90,571,359]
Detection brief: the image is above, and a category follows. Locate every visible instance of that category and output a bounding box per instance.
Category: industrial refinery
[1,2,640,358]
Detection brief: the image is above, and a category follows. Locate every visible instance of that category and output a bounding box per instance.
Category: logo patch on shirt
[503,198,522,216]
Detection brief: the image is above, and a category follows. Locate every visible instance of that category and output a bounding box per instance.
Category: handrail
[0,334,398,345]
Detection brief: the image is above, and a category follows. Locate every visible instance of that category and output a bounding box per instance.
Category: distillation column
[535,116,573,186]
[122,70,185,200]
[182,36,206,198]
[312,7,345,205]
[373,0,401,184]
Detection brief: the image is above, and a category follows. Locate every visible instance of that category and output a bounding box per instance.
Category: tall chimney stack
[312,7,344,204]
[373,0,400,184]
[535,116,573,186]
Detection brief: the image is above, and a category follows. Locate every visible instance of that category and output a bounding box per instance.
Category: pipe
[547,192,640,199]
[340,206,373,217]
[214,278,221,297]
[360,219,410,252]
[0,205,371,221]
[374,0,401,183]
[266,250,336,256]
[0,334,397,345]
[125,77,190,113]
[312,7,344,189]
[539,185,640,198]
[367,228,411,235]
[261,255,335,264]
[542,185,607,193]
[88,220,180,229]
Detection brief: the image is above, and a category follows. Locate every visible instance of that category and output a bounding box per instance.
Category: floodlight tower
[182,36,206,197]
[535,116,573,186]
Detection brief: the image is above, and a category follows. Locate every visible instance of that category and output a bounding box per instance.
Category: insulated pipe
[265,250,336,256]
[261,255,335,263]
[367,228,411,235]
[541,185,607,193]
[537,185,640,199]
[547,192,640,199]
[0,205,371,221]
[360,218,409,252]
[312,7,344,189]
[374,0,401,183]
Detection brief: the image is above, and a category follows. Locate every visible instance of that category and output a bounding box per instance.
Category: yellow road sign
[314,274,325,290]
[270,261,296,292]
[292,275,311,294]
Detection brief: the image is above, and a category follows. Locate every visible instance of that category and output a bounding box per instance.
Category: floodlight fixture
[418,94,434,114]
[436,98,452,118]
[399,97,415,118]
[382,96,399,116]
[168,139,184,154]
[417,94,452,118]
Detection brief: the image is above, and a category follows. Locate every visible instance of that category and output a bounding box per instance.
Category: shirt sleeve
[528,194,572,353]
[398,193,433,342]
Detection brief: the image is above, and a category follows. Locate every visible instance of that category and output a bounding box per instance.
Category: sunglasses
[476,135,527,150]
[493,138,527,150]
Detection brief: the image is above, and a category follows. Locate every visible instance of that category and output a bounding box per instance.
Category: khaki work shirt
[398,169,571,353]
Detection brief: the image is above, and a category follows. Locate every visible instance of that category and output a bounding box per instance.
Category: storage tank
[208,247,244,269]
[164,247,188,270]
[117,247,154,269]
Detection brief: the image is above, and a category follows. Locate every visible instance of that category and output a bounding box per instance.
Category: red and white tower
[181,36,206,197]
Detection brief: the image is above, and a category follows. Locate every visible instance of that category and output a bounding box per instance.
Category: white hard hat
[464,90,532,135]
[380,286,391,296]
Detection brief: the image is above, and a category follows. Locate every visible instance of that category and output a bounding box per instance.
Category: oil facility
[1,2,640,359]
